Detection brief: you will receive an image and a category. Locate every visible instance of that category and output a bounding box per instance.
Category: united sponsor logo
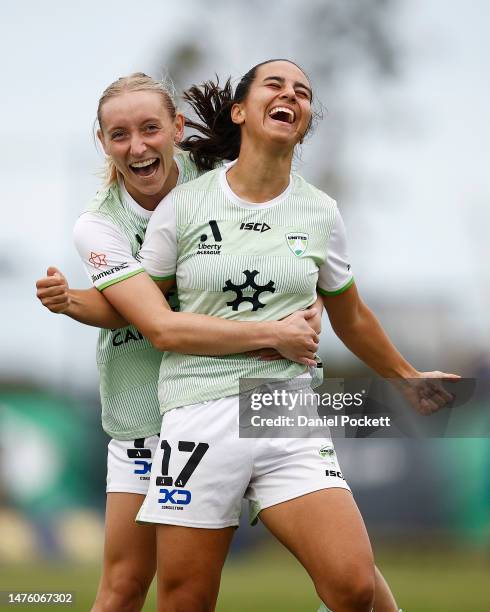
[89,251,108,269]
[286,232,309,257]
[319,444,335,459]
[319,444,338,469]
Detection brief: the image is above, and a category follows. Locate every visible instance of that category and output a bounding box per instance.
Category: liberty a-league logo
[197,220,222,255]
[286,232,309,257]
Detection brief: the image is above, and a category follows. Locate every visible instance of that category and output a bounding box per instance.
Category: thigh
[156,525,234,612]
[100,492,156,586]
[260,488,373,587]
[246,436,349,525]
[92,493,156,612]
[99,436,159,589]
[156,524,234,596]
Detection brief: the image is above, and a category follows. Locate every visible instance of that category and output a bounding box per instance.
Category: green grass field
[1,542,489,611]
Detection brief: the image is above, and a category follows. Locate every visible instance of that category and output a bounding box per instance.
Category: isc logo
[239,222,271,233]
[158,488,192,505]
[325,470,344,480]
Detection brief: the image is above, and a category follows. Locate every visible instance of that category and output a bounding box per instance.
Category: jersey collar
[219,161,293,210]
[118,180,153,219]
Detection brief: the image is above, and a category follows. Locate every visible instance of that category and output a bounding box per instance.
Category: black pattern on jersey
[222,270,275,311]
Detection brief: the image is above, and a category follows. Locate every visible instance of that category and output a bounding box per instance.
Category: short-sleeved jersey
[139,165,354,413]
[73,149,203,440]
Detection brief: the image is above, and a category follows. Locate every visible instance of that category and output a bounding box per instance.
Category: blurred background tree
[156,0,401,197]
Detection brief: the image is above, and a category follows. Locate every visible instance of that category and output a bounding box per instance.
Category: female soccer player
[36,71,320,612]
[135,60,385,612]
[42,60,457,611]
[40,63,428,610]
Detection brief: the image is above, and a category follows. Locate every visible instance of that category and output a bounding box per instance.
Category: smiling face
[231,61,312,152]
[98,90,184,208]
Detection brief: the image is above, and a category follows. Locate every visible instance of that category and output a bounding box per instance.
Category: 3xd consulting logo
[158,488,192,505]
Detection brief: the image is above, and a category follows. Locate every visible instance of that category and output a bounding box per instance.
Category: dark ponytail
[181,59,314,172]
[180,78,240,171]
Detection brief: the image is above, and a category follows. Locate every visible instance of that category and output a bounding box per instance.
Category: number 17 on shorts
[156,440,209,508]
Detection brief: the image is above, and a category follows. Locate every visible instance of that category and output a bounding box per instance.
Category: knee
[94,574,150,612]
[316,566,375,612]
[159,577,218,612]
[159,590,209,612]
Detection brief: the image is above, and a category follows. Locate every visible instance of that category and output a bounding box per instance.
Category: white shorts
[106,435,159,495]
[137,396,350,528]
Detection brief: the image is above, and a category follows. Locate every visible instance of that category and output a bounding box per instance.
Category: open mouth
[129,158,160,177]
[268,106,295,124]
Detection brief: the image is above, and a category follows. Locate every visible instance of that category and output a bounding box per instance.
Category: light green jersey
[140,165,353,413]
[74,150,203,439]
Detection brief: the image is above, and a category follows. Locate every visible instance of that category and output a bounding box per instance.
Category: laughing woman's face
[98,90,183,203]
[231,61,312,151]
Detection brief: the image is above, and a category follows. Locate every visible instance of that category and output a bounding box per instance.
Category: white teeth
[269,107,295,123]
[130,158,157,168]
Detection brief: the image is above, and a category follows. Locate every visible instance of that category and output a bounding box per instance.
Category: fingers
[300,347,318,367]
[304,312,322,333]
[276,311,320,364]
[38,296,70,314]
[36,285,67,299]
[400,375,459,415]
[418,398,439,415]
[36,267,66,295]
[433,383,454,405]
[416,379,455,414]
[419,393,450,414]
[304,306,322,333]
[40,292,69,305]
[420,370,461,380]
[301,357,318,367]
[36,271,70,313]
[36,276,66,290]
[303,326,319,344]
[36,268,68,311]
[47,266,63,278]
[302,340,319,355]
[284,311,320,340]
[309,334,320,351]
[36,288,69,311]
[302,308,317,320]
